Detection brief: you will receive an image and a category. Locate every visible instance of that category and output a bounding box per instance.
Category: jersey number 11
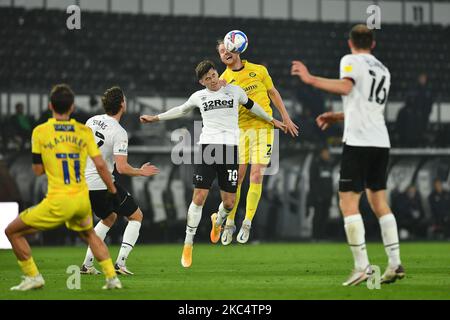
[56,153,81,184]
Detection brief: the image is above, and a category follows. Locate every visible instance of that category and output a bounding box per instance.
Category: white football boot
[10,274,45,291]
[342,265,373,286]
[102,276,122,290]
[236,220,251,244]
[221,224,236,245]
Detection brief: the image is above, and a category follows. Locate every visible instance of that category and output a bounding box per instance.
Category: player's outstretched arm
[291,60,353,96]
[140,114,159,123]
[91,155,117,194]
[271,118,288,133]
[267,87,299,137]
[246,100,287,133]
[140,102,195,123]
[315,111,345,131]
[115,155,160,177]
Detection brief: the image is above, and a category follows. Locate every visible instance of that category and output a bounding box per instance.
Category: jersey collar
[105,114,119,122]
[48,118,75,123]
[205,86,224,94]
[229,60,247,72]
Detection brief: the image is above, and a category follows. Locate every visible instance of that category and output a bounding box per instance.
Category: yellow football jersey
[220,60,274,129]
[31,118,101,197]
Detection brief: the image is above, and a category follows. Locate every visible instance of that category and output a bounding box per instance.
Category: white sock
[379,213,401,268]
[344,214,370,271]
[216,202,231,227]
[226,218,235,226]
[116,220,141,267]
[83,221,110,267]
[184,202,203,245]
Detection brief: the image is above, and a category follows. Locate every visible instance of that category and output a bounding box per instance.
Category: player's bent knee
[129,209,143,222]
[339,200,359,216]
[371,202,391,215]
[223,199,235,211]
[250,171,263,184]
[4,227,12,239]
[103,213,117,226]
[192,190,208,206]
[4,224,18,239]
[78,228,95,241]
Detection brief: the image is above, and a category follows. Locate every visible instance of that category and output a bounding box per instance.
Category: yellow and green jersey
[220,60,274,130]
[31,118,101,197]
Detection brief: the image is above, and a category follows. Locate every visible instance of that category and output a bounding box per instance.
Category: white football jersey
[340,53,391,148]
[180,84,248,145]
[84,114,128,190]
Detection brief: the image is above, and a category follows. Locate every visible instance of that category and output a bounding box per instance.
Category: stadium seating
[0,7,449,100]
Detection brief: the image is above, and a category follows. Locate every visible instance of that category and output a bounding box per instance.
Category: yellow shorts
[20,191,93,232]
[239,127,274,165]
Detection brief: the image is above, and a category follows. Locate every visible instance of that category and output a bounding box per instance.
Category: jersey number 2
[95,131,105,148]
[56,153,81,184]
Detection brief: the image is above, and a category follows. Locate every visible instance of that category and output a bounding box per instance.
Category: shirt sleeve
[260,65,274,90]
[31,128,41,154]
[340,55,359,83]
[158,94,197,121]
[85,127,102,158]
[113,128,128,156]
[236,86,249,105]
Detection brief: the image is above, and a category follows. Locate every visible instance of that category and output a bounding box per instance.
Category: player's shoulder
[220,68,230,77]
[340,54,359,63]
[32,121,47,134]
[370,55,390,73]
[115,122,128,137]
[86,114,102,123]
[226,83,245,94]
[189,89,204,100]
[74,120,94,135]
[244,60,268,72]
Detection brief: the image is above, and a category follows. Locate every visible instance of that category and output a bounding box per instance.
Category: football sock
[83,221,110,267]
[226,184,241,226]
[18,257,39,277]
[184,202,203,245]
[216,202,231,227]
[245,183,262,221]
[116,220,141,267]
[98,258,116,280]
[379,213,402,268]
[344,214,370,271]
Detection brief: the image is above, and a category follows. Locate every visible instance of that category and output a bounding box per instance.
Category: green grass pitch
[1,242,449,300]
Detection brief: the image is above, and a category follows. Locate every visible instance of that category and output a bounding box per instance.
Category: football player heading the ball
[140,60,287,268]
[217,30,299,246]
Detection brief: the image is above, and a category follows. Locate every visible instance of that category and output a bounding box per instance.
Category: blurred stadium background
[1,0,449,247]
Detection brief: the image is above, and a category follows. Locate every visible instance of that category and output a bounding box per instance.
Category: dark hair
[195,60,216,80]
[50,84,75,114]
[349,24,375,50]
[101,86,124,116]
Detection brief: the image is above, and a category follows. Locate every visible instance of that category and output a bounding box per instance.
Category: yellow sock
[226,184,241,225]
[18,257,39,277]
[99,258,116,279]
[245,183,262,222]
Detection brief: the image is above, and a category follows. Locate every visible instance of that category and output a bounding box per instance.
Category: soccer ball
[223,30,248,54]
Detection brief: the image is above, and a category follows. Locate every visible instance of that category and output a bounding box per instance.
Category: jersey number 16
[368,70,388,105]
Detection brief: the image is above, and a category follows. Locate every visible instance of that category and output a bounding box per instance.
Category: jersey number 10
[56,153,81,184]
